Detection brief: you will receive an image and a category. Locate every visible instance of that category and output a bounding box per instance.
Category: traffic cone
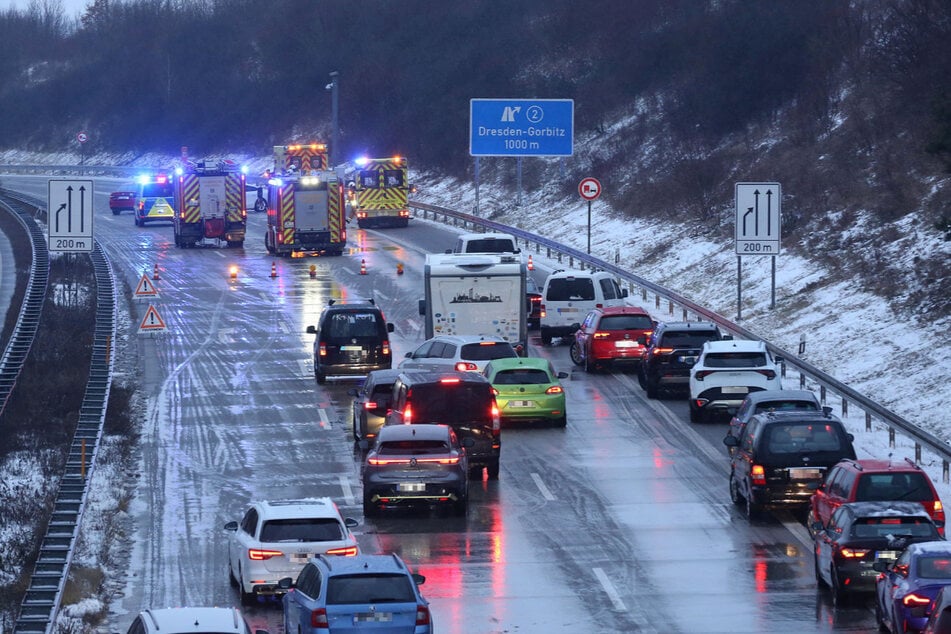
[527,254,534,271]
[309,264,317,279]
[152,263,160,280]
[396,262,404,275]
[360,259,367,275]
[270,261,277,278]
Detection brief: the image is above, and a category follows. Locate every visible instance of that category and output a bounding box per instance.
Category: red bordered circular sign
[578,177,601,201]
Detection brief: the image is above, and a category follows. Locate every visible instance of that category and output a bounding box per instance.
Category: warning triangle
[135,273,159,297]
[138,304,167,333]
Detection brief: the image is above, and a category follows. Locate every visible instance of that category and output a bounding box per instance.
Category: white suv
[224,498,359,605]
[124,607,265,634]
[688,340,782,423]
[399,334,518,372]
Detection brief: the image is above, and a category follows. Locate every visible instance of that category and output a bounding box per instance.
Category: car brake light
[416,605,431,626]
[383,340,390,355]
[593,331,610,339]
[324,545,358,556]
[903,593,932,607]
[653,347,674,355]
[755,369,777,379]
[311,607,329,628]
[694,370,714,380]
[491,387,499,396]
[439,377,460,384]
[455,361,478,371]
[248,548,283,561]
[751,465,766,486]
[491,401,500,432]
[839,548,870,558]
[403,405,412,424]
[539,304,546,317]
[364,401,377,409]
[319,343,327,357]
[546,385,563,394]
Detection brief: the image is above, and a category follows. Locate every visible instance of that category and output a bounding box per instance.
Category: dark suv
[306,299,395,384]
[637,321,726,398]
[385,370,501,479]
[723,409,856,520]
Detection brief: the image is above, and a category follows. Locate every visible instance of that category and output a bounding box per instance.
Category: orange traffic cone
[396,262,404,275]
[152,263,160,280]
[527,254,534,271]
[309,264,317,278]
[360,259,367,275]
[270,261,277,278]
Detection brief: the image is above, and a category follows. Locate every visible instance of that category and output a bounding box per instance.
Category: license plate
[340,345,363,351]
[289,553,313,563]
[722,386,749,394]
[615,340,636,348]
[678,355,697,364]
[398,482,426,492]
[354,612,392,623]
[558,307,579,313]
[508,400,535,408]
[789,467,821,480]
[877,550,899,561]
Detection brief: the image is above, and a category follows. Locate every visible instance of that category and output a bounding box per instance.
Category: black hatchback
[724,409,856,520]
[306,299,395,384]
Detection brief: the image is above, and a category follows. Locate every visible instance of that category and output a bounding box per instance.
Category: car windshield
[326,573,416,604]
[855,472,934,502]
[598,315,653,331]
[493,369,551,385]
[460,342,517,361]
[377,440,449,455]
[659,331,718,347]
[406,384,493,424]
[766,423,843,454]
[259,518,344,543]
[324,312,383,342]
[918,557,951,579]
[704,352,768,368]
[546,278,595,301]
[850,517,938,539]
[753,400,818,415]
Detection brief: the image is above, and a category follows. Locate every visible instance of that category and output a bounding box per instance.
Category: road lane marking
[531,473,555,501]
[318,409,331,429]
[339,475,354,505]
[593,567,627,611]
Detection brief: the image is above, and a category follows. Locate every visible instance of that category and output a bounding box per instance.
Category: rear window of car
[141,183,173,198]
[850,517,938,539]
[327,573,416,604]
[546,278,595,301]
[377,440,449,454]
[493,369,551,385]
[599,315,653,331]
[855,472,935,502]
[460,342,517,362]
[324,311,384,342]
[463,238,515,253]
[659,331,719,347]
[754,400,818,415]
[704,352,768,368]
[408,384,494,424]
[260,518,343,542]
[765,423,844,454]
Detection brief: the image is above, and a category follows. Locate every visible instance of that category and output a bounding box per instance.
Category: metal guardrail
[0,191,117,633]
[409,200,951,480]
[0,164,144,178]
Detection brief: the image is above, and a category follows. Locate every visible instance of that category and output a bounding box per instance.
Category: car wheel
[746,493,761,522]
[453,490,468,516]
[315,365,326,384]
[813,550,824,586]
[238,566,255,606]
[363,493,379,518]
[729,473,744,506]
[645,376,659,399]
[892,612,906,634]
[689,402,702,423]
[831,564,848,605]
[555,414,567,428]
[112,209,120,216]
[228,559,238,588]
[874,597,889,632]
[540,331,552,346]
[569,341,583,366]
[637,367,647,389]
[487,460,500,480]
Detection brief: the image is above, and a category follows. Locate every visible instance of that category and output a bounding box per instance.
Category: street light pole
[329,71,339,168]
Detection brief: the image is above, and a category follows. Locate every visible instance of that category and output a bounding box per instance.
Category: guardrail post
[800,373,806,389]
[944,460,950,484]
[535,243,540,254]
[569,256,574,268]
[865,411,872,432]
[841,399,848,417]
[655,295,661,309]
[668,300,674,316]
[889,427,896,448]
[916,443,922,464]
[780,361,786,379]
[642,288,647,301]
[820,385,827,404]
[547,247,551,258]
[682,308,688,320]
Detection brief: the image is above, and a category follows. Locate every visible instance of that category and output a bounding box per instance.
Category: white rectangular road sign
[48,179,94,253]
[735,182,780,256]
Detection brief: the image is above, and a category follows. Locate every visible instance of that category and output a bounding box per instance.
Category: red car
[569,305,655,373]
[808,458,945,537]
[109,190,136,215]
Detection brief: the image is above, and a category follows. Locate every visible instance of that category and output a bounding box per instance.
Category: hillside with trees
[0,0,949,319]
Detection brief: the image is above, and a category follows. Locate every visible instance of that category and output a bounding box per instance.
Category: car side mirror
[570,323,581,331]
[723,435,739,447]
[444,249,452,254]
[557,371,569,379]
[412,573,426,586]
[621,288,629,298]
[306,325,316,334]
[461,437,475,448]
[774,355,784,364]
[387,323,395,333]
[405,351,413,358]
[223,521,238,531]
[347,388,359,397]
[810,520,824,533]
[344,517,359,528]
[722,334,733,340]
[278,577,294,590]
[805,481,821,491]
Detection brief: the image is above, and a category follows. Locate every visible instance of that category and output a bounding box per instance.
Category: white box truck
[419,253,528,354]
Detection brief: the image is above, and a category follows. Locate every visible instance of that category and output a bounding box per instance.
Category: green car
[483,357,569,427]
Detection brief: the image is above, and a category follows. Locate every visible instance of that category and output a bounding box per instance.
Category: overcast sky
[2,0,88,20]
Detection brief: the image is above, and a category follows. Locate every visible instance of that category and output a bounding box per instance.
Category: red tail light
[248,548,283,561]
[364,401,377,410]
[839,547,870,558]
[311,607,329,628]
[416,605,431,626]
[491,401,500,433]
[593,331,611,339]
[903,593,932,607]
[652,347,674,355]
[382,340,390,355]
[539,304,546,318]
[455,361,478,371]
[324,545,358,556]
[751,464,766,486]
[546,385,563,394]
[755,369,777,379]
[318,343,327,357]
[138,201,144,210]
[694,370,714,380]
[403,405,412,424]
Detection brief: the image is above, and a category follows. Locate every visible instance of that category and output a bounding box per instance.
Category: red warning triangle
[138,304,167,332]
[135,273,159,297]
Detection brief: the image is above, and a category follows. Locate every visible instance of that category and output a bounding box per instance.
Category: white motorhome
[419,253,528,354]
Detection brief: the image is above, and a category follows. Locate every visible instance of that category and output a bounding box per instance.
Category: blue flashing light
[136,174,151,185]
[355,157,369,167]
[268,178,284,187]
[241,165,249,174]
[175,167,183,176]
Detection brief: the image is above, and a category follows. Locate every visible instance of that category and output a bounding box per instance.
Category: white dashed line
[318,409,331,430]
[339,475,354,505]
[593,567,627,611]
[531,472,555,501]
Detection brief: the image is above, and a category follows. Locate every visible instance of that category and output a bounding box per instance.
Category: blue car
[282,553,432,633]
[875,541,951,633]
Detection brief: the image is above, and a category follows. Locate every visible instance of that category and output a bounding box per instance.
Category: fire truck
[172,160,247,248]
[264,144,347,257]
[347,156,411,228]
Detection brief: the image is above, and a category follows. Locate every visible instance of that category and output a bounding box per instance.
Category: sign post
[578,177,602,255]
[734,182,781,318]
[77,131,87,174]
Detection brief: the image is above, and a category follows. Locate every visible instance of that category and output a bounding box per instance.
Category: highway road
[4,175,882,633]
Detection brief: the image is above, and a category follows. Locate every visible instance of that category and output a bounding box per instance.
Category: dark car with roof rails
[348,369,402,450]
[637,321,728,398]
[724,409,856,520]
[725,389,822,453]
[306,299,395,384]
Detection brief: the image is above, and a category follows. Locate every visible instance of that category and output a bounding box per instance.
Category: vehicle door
[574,310,598,359]
[732,419,758,498]
[232,507,258,573]
[285,563,321,633]
[817,507,848,576]
[879,548,913,624]
[812,466,844,526]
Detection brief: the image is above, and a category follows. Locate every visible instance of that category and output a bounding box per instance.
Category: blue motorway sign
[470,99,574,157]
